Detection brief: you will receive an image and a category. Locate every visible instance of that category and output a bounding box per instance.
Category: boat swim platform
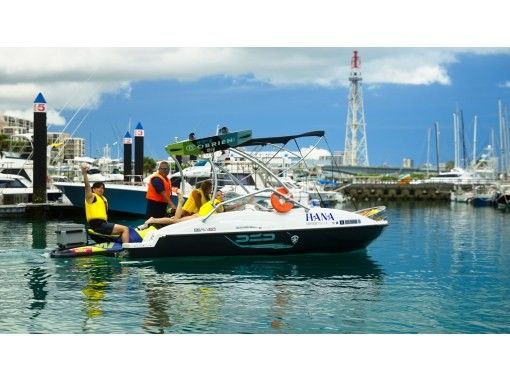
[341,182,454,202]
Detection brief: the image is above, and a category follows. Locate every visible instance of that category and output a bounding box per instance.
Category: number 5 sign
[33,103,47,113]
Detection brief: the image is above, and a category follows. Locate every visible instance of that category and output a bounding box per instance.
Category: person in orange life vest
[81,164,130,243]
[145,161,177,219]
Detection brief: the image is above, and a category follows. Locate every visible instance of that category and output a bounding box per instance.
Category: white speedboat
[123,204,387,257]
[124,129,388,258]
[0,173,63,205]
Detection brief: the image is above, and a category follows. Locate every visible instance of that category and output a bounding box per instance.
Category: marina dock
[341,182,454,202]
[0,202,77,218]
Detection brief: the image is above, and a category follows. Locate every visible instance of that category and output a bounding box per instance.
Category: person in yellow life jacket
[144,188,226,227]
[180,179,213,217]
[145,161,177,219]
[81,164,130,244]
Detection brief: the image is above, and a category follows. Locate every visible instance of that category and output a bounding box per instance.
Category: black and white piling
[123,131,132,183]
[32,93,47,203]
[134,122,144,182]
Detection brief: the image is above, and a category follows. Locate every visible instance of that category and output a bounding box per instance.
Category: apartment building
[1,114,85,159]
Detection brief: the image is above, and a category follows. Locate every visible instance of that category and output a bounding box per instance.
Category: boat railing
[201,186,310,223]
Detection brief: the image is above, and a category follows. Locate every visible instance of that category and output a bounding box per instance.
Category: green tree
[143,156,157,176]
[445,160,455,170]
[0,134,10,151]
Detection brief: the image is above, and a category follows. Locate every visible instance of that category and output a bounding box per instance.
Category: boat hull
[471,196,495,207]
[55,182,178,216]
[125,224,386,258]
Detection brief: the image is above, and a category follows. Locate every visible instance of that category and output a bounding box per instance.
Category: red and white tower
[343,50,369,166]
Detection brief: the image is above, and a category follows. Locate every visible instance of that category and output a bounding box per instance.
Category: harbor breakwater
[341,182,454,202]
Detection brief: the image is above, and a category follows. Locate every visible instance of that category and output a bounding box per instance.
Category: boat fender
[270,187,294,213]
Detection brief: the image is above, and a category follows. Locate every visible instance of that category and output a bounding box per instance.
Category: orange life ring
[271,187,294,213]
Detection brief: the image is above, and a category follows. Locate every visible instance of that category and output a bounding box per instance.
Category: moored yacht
[0,173,63,205]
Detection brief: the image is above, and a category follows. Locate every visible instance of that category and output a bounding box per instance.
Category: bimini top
[165,130,252,157]
[238,130,325,147]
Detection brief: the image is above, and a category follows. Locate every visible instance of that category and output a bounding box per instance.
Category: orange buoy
[271,187,294,213]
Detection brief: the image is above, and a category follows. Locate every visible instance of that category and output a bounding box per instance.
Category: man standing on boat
[145,161,176,218]
[81,164,130,243]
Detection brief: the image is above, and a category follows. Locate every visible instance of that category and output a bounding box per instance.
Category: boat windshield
[0,178,26,188]
[194,160,209,167]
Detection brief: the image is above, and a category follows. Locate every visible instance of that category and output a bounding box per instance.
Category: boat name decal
[334,219,361,225]
[194,226,217,232]
[187,137,236,152]
[225,233,296,249]
[234,233,275,244]
[305,212,335,222]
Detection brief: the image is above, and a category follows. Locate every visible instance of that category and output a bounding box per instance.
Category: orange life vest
[146,172,171,203]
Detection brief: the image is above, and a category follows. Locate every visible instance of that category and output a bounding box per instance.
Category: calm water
[1,203,509,333]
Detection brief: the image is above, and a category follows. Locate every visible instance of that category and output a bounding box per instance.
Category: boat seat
[87,229,120,243]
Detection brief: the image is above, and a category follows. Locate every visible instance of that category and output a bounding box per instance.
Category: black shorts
[146,200,168,218]
[88,219,115,235]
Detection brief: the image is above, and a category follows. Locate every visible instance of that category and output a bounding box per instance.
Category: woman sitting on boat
[144,189,225,227]
[180,179,213,217]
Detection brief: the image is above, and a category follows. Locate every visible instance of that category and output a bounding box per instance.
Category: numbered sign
[33,103,47,113]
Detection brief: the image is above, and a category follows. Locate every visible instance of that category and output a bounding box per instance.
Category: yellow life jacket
[85,193,108,222]
[182,188,208,215]
[198,199,223,216]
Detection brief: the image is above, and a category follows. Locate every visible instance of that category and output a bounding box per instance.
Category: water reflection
[31,220,47,249]
[24,266,49,318]
[47,251,384,333]
[270,282,291,329]
[52,256,124,331]
[125,251,384,280]
[123,251,384,333]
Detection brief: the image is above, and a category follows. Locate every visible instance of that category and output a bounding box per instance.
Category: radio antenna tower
[343,50,369,166]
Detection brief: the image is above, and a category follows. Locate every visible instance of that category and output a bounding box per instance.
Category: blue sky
[84,52,510,166]
[1,48,509,167]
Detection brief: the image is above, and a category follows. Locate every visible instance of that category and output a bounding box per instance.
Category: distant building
[0,114,32,135]
[63,137,85,159]
[1,114,85,159]
[402,158,414,169]
[47,132,85,160]
[332,151,345,166]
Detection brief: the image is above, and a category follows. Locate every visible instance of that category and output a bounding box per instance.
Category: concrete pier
[0,203,78,218]
[341,182,454,202]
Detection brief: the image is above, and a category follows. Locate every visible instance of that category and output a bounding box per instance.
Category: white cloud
[0,47,508,124]
[300,146,331,159]
[3,108,66,126]
[499,81,510,88]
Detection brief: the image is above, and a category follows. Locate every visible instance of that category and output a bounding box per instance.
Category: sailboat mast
[499,100,507,176]
[460,109,467,168]
[426,127,431,175]
[472,115,477,167]
[435,122,440,174]
[453,112,459,168]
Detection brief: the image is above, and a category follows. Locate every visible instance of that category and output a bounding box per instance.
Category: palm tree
[0,134,10,152]
[143,156,157,176]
